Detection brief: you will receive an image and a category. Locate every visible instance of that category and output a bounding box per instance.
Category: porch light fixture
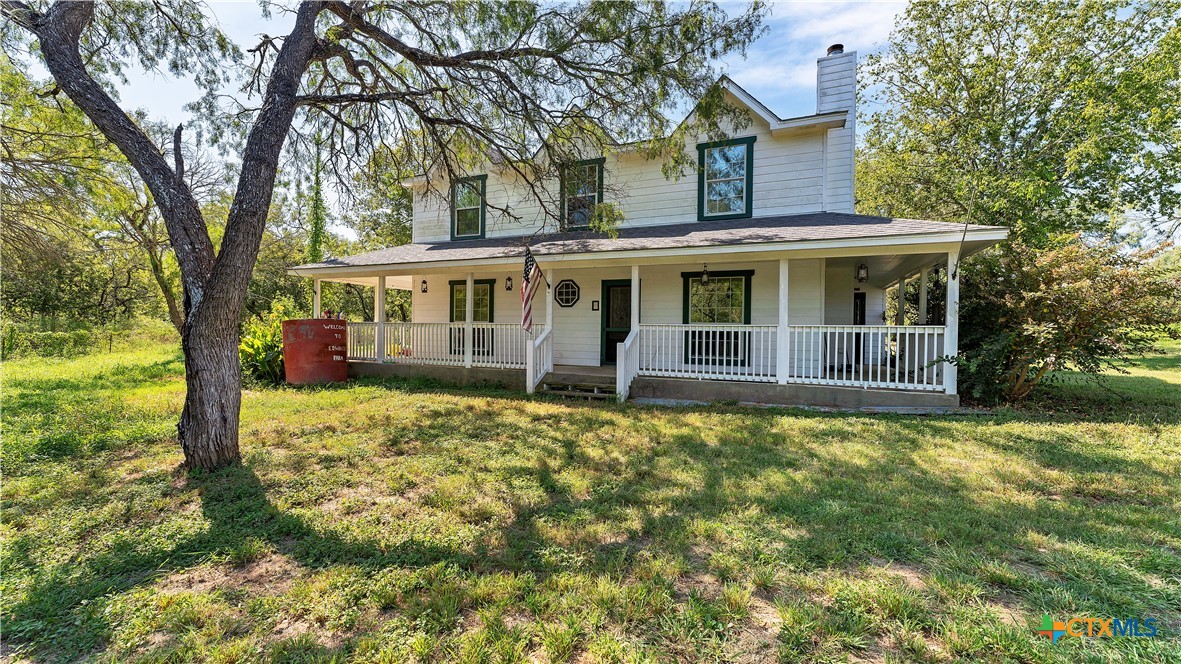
[420,279,428,293]
[856,263,869,283]
[505,275,513,291]
[701,264,710,285]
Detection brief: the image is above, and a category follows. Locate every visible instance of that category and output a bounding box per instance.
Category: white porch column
[918,268,929,325]
[895,278,906,325]
[374,276,387,362]
[313,279,321,317]
[944,251,960,395]
[545,269,554,331]
[464,272,474,368]
[777,258,789,384]
[630,265,640,328]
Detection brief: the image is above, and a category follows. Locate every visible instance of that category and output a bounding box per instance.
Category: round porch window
[554,279,580,307]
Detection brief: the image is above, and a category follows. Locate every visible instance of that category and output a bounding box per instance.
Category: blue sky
[111,1,906,127]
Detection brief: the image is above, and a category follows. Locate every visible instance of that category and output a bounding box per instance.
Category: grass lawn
[2,341,1179,663]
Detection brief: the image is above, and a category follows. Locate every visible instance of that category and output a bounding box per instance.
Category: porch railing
[347,321,542,370]
[784,325,944,390]
[526,326,553,393]
[348,322,946,393]
[637,324,779,382]
[634,323,944,391]
[616,330,640,402]
[382,322,466,366]
[347,321,378,361]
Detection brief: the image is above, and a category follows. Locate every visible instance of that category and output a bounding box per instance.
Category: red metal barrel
[282,319,349,385]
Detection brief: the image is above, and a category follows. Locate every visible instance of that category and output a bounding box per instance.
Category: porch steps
[539,368,616,400]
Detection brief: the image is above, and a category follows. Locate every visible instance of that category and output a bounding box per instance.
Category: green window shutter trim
[680,270,754,324]
[559,157,606,231]
[696,136,756,222]
[448,279,497,322]
[451,174,488,240]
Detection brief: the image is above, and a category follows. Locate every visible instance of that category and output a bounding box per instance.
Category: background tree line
[1,57,412,356]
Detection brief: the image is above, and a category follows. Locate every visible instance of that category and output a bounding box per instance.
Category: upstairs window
[697,137,756,221]
[560,158,604,230]
[452,175,487,240]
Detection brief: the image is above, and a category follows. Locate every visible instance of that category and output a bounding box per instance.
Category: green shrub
[239,298,298,385]
[957,237,1181,402]
[0,325,98,359]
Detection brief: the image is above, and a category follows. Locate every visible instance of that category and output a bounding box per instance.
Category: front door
[601,280,631,365]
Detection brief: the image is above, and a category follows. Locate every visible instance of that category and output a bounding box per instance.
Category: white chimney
[817,44,856,213]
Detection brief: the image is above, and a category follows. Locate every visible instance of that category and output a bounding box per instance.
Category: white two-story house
[290,45,1007,409]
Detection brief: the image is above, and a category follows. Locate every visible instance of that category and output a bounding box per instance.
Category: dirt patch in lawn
[727,594,783,663]
[868,557,928,590]
[157,551,303,596]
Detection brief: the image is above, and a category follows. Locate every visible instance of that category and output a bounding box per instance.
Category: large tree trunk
[11,0,324,471]
[178,319,241,469]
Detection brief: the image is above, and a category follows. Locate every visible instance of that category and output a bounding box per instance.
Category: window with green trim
[449,280,494,322]
[687,275,748,323]
[560,158,604,230]
[452,176,486,239]
[682,270,753,365]
[697,137,755,221]
[449,279,495,356]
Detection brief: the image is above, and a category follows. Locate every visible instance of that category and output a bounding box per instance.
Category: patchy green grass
[3,340,1179,663]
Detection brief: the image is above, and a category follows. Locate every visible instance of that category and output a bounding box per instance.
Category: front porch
[329,251,964,407]
[289,213,1008,409]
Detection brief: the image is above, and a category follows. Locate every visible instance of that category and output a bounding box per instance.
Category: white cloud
[723,0,906,118]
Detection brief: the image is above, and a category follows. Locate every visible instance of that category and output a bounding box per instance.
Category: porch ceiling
[826,254,947,289]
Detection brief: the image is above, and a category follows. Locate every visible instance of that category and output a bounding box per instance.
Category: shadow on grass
[4,464,469,661]
[7,363,1179,660]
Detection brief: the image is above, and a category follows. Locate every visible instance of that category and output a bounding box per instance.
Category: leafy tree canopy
[2,0,767,469]
[858,0,1181,244]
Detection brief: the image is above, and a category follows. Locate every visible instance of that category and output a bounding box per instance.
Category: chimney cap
[826,43,844,56]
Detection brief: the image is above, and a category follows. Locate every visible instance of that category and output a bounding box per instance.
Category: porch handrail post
[777,258,789,384]
[375,275,387,363]
[464,272,474,368]
[944,251,960,395]
[895,277,906,325]
[313,279,321,317]
[526,339,536,393]
[545,269,554,330]
[918,267,929,325]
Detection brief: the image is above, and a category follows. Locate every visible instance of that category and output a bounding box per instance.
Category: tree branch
[173,124,185,184]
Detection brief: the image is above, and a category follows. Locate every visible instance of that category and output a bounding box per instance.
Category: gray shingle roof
[293,212,1004,271]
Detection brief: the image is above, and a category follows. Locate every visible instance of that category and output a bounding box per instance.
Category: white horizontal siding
[411,96,844,241]
[411,271,546,325]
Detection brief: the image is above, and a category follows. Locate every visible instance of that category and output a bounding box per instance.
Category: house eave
[288,228,1008,280]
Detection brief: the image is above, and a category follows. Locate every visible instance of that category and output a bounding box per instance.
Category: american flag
[521,247,542,331]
